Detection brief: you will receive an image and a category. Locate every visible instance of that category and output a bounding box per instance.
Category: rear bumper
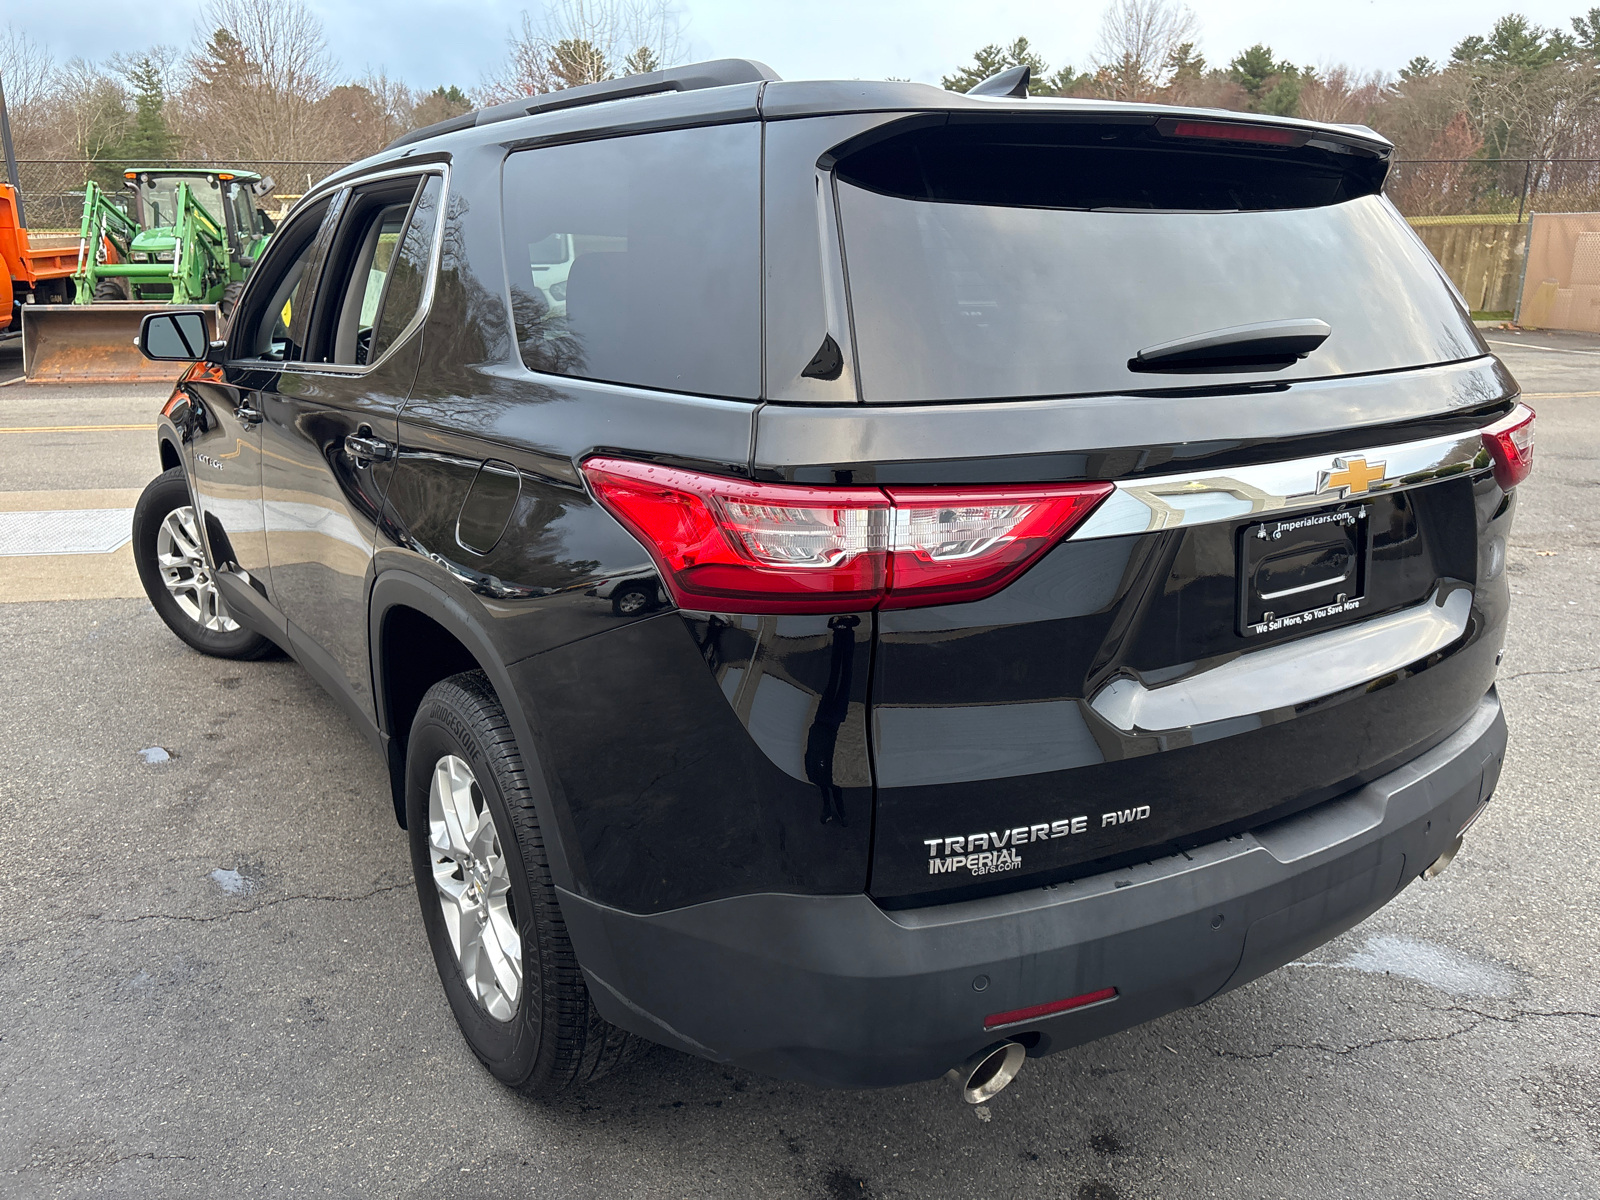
[560,690,1506,1089]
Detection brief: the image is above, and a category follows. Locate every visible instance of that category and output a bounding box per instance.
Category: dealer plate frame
[1237,504,1371,638]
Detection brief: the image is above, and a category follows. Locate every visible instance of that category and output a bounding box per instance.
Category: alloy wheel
[155,506,239,632]
[428,754,523,1020]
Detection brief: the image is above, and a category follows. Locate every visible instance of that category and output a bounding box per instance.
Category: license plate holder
[1238,505,1369,637]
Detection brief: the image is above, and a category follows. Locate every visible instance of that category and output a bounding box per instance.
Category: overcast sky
[9,0,1596,94]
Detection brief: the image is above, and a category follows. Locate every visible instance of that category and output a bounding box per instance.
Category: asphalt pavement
[1,333,1597,1199]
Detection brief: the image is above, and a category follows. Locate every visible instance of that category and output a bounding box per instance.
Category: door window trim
[226,164,450,378]
[281,165,451,379]
[224,191,344,369]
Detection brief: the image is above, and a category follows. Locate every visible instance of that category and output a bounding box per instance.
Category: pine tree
[1227,44,1305,116]
[1166,42,1206,84]
[119,55,175,163]
[623,46,661,76]
[942,38,1055,96]
[1398,56,1437,82]
[550,38,609,89]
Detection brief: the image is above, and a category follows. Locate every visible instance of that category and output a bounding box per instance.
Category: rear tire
[406,671,644,1096]
[132,468,275,660]
[92,278,127,302]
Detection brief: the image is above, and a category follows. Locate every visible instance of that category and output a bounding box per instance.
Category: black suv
[131,59,1534,1102]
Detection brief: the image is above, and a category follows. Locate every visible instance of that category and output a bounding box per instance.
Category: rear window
[831,118,1483,402]
[503,124,761,399]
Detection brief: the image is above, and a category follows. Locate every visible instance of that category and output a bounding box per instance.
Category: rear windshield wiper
[1129,318,1330,374]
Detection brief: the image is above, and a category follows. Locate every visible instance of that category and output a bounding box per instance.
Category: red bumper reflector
[1481,403,1535,490]
[582,457,1112,614]
[984,986,1119,1030]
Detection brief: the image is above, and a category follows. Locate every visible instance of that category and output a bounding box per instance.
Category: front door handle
[344,426,396,467]
[235,402,263,425]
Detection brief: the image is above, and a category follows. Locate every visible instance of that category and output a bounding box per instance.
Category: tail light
[881,485,1115,609]
[582,457,1113,614]
[1481,404,1535,490]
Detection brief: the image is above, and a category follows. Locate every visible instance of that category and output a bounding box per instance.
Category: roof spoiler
[385,58,781,151]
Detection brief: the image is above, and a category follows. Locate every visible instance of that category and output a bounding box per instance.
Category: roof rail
[385,58,781,151]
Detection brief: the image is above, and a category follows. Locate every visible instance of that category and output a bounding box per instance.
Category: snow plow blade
[21,303,217,384]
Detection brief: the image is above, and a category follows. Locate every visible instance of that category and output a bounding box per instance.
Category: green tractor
[22,168,278,381]
[74,167,276,317]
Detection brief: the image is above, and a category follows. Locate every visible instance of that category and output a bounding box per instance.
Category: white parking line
[1485,339,1600,356]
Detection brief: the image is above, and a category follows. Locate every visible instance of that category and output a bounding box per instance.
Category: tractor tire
[219,281,247,332]
[92,278,128,302]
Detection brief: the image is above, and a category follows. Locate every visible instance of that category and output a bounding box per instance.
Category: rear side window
[502,124,761,398]
[308,173,441,366]
[831,118,1483,402]
[371,174,443,361]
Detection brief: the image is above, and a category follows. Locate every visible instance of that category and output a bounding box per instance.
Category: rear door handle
[344,427,396,466]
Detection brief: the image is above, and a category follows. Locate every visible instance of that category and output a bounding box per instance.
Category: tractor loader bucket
[21,303,218,383]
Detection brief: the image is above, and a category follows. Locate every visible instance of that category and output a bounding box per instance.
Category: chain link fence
[1386,157,1600,221]
[1385,158,1600,320]
[12,160,352,230]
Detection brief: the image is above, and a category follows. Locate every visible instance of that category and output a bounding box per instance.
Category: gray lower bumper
[560,692,1506,1089]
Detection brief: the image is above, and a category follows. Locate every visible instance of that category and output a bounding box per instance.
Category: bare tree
[179,0,341,161]
[354,67,417,147]
[482,0,686,103]
[1091,0,1199,101]
[1,24,58,156]
[1298,65,1391,125]
[1385,111,1485,216]
[312,70,417,162]
[1472,56,1600,164]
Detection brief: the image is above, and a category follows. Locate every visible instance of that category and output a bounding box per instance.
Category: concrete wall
[1407,217,1528,314]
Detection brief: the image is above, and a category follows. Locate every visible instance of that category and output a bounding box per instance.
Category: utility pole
[0,69,23,227]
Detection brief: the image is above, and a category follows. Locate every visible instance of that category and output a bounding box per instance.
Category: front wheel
[406,671,643,1095]
[132,468,275,659]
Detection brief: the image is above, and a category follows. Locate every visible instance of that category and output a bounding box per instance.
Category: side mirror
[138,310,223,363]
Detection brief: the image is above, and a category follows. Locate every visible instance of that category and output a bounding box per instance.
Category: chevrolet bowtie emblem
[1318,456,1387,497]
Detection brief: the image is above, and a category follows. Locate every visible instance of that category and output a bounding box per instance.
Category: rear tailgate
[862,415,1512,904]
[756,109,1518,906]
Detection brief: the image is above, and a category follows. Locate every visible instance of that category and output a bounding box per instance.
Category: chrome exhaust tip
[1422,834,1465,880]
[945,1040,1027,1104]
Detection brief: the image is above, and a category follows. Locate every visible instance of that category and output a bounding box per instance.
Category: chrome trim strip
[1069,426,1492,541]
[1089,586,1471,734]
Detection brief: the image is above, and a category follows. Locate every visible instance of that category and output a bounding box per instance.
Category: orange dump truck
[1,179,82,331]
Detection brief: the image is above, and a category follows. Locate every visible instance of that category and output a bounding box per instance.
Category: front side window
[233,198,332,363]
[502,123,761,398]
